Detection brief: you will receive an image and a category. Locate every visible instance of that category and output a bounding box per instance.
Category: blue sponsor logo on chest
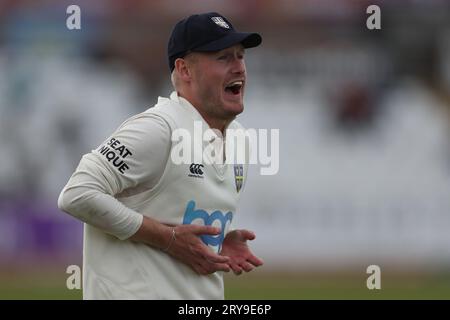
[183,200,233,247]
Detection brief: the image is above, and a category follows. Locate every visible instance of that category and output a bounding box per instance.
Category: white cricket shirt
[58,92,248,299]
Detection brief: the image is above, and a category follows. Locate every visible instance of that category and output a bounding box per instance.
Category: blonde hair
[170,70,179,90]
[170,53,197,90]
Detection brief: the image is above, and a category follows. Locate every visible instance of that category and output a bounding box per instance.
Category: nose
[231,57,246,75]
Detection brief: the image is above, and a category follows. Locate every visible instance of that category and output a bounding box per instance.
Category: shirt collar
[169,92,229,165]
[170,91,204,122]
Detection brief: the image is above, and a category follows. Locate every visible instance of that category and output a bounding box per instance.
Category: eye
[217,55,228,60]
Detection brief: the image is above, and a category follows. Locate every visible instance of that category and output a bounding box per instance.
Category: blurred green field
[224,270,450,299]
[1,269,450,299]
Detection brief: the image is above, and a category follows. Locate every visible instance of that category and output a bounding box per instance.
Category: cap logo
[211,16,230,29]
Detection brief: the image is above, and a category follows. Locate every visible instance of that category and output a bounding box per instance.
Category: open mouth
[225,80,243,95]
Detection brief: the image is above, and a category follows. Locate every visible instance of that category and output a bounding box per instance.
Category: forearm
[58,157,144,240]
[58,183,143,240]
[58,166,172,247]
[129,215,173,250]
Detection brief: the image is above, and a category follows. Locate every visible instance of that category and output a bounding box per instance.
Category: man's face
[188,44,246,122]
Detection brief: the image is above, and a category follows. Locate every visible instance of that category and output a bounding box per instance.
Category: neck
[196,109,232,134]
[177,91,233,134]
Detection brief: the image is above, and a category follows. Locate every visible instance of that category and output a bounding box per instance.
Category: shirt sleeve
[58,113,171,240]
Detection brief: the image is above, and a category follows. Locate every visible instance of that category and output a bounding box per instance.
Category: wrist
[129,216,175,250]
[162,227,177,252]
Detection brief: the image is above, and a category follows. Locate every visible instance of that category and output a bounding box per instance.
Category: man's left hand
[219,229,264,275]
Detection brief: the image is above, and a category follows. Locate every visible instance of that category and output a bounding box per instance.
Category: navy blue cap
[168,12,262,72]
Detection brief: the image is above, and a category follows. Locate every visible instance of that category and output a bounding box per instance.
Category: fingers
[195,261,230,275]
[230,261,255,275]
[194,262,208,275]
[203,251,230,264]
[168,224,263,276]
[190,225,221,236]
[239,229,256,241]
[247,255,264,267]
[240,261,254,273]
[229,256,263,276]
[230,263,243,275]
[211,263,231,273]
[195,242,231,273]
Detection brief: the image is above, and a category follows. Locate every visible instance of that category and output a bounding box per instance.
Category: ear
[174,58,193,82]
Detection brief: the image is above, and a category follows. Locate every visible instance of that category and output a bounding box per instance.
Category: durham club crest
[234,164,244,193]
[211,16,230,29]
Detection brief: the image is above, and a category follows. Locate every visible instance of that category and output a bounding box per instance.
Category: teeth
[228,81,243,87]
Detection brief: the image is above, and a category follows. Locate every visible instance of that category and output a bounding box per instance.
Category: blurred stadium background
[1,0,450,299]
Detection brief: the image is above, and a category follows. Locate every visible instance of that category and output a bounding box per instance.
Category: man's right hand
[129,216,230,275]
[165,224,231,275]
